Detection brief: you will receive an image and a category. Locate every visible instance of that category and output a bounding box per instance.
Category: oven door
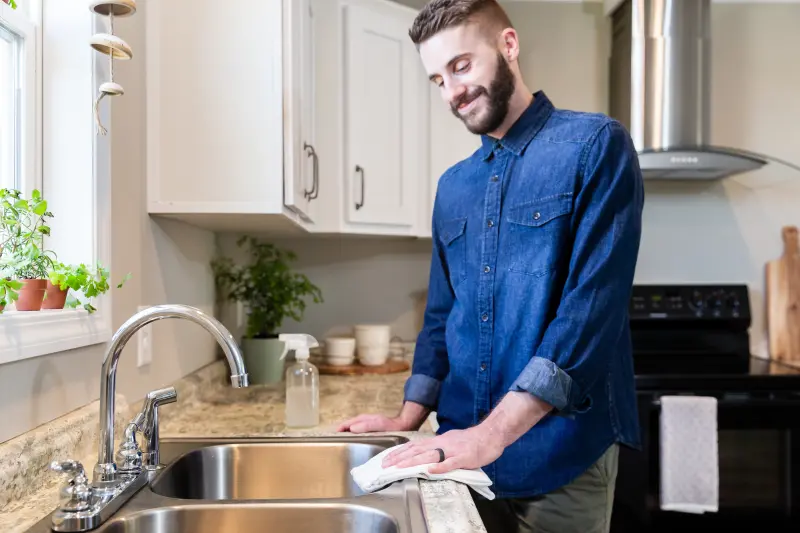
[612,394,800,532]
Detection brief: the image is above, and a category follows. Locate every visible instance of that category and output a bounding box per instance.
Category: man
[337,1,644,531]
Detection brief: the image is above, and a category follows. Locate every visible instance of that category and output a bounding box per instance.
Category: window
[0,1,113,364]
[0,0,36,194]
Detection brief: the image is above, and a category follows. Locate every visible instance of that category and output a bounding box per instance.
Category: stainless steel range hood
[608,0,767,180]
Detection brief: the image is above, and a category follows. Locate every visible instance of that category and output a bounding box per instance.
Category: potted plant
[0,188,55,311]
[212,236,323,385]
[45,261,131,312]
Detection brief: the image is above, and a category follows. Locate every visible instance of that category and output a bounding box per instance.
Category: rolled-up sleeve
[510,120,644,416]
[403,187,454,409]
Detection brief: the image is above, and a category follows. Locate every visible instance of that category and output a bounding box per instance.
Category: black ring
[434,448,445,463]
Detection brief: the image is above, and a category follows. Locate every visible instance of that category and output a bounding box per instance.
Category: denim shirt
[405,91,644,498]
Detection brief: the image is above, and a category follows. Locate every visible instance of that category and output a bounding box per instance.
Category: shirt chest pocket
[504,194,573,277]
[439,218,468,287]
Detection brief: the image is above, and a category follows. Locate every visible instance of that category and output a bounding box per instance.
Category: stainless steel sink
[150,436,403,500]
[23,436,429,533]
[99,503,399,533]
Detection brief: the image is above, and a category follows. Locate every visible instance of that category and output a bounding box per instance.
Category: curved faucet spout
[94,305,248,485]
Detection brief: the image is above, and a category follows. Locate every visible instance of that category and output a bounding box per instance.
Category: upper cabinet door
[283,0,317,223]
[342,2,422,229]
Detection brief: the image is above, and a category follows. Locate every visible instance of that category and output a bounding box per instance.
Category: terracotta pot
[16,279,47,311]
[41,281,69,310]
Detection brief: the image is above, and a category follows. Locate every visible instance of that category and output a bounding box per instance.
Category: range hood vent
[608,0,767,180]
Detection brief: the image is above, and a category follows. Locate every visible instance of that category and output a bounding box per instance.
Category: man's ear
[498,28,520,63]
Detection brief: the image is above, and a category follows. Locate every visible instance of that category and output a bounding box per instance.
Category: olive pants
[472,444,619,533]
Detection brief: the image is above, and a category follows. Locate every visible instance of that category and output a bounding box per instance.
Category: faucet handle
[149,386,177,407]
[132,386,177,434]
[50,460,92,512]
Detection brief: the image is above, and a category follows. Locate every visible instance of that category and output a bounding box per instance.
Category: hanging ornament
[89,0,136,136]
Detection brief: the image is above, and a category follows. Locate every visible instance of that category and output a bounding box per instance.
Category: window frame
[0,1,37,194]
[0,2,113,365]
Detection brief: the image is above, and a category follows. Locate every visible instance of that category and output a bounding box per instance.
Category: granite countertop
[0,359,487,533]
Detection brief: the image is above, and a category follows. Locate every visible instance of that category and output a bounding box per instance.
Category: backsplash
[215,235,432,343]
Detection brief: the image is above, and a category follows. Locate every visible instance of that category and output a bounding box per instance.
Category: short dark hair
[408,0,514,46]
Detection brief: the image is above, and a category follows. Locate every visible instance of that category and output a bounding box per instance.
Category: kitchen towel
[659,395,719,514]
[351,444,495,500]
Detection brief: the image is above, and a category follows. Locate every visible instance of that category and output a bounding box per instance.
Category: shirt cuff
[510,357,592,416]
[403,374,441,409]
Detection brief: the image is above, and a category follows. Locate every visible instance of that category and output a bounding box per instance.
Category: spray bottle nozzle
[279,333,319,361]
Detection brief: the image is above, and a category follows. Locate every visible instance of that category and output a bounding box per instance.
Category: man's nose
[444,82,467,105]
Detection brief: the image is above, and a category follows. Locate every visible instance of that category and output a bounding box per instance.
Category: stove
[628,283,800,391]
[613,284,800,532]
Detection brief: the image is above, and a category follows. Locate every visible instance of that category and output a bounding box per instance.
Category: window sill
[0,308,111,365]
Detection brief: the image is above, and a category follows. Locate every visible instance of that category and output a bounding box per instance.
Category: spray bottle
[279,333,320,428]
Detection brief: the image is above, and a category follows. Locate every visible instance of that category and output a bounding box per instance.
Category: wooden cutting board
[766,226,800,365]
[315,358,410,376]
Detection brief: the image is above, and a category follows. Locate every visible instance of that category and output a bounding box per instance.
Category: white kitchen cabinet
[145,0,320,233]
[284,0,318,223]
[339,0,426,233]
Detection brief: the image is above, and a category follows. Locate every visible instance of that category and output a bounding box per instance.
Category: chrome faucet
[49,304,248,532]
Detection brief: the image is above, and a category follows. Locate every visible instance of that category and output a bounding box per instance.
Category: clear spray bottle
[279,333,320,428]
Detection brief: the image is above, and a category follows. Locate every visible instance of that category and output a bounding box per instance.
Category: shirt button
[487,219,494,228]
[483,265,490,273]
[533,212,541,220]
[480,363,487,371]
[481,313,488,322]
[491,175,499,182]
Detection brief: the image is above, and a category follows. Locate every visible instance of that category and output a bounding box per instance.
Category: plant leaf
[33,200,47,216]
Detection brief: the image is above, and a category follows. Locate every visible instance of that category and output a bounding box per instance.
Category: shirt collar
[479,90,554,160]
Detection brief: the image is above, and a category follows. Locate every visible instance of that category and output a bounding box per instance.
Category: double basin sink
[28,436,428,533]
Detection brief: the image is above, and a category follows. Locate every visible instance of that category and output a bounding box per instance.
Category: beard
[450,52,516,135]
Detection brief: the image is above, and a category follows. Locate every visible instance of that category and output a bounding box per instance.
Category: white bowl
[325,336,356,357]
[354,324,390,366]
[323,337,356,366]
[325,354,355,366]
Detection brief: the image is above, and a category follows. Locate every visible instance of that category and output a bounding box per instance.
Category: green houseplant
[212,236,323,385]
[0,188,56,311]
[0,188,130,313]
[46,261,131,313]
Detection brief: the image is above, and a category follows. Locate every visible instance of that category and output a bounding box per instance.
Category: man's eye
[454,61,470,73]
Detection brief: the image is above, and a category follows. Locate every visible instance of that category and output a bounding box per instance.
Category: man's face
[419,23,516,135]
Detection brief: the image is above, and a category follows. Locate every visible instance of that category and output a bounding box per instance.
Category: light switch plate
[137,305,152,367]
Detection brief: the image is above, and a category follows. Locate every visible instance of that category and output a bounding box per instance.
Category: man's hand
[381,391,553,474]
[336,414,413,433]
[337,401,431,433]
[381,425,505,474]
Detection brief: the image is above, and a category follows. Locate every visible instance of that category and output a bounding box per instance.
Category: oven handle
[652,398,800,408]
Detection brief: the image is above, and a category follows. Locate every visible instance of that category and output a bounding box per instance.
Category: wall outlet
[137,305,152,367]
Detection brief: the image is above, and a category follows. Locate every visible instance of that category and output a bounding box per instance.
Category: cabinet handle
[355,165,365,210]
[303,143,319,200]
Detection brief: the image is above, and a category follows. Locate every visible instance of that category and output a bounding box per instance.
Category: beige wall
[0,1,220,444]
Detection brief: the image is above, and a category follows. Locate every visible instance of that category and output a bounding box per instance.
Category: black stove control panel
[629,284,750,323]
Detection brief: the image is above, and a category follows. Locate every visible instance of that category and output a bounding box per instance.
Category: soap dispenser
[279,333,320,428]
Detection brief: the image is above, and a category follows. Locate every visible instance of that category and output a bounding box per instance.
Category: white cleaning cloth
[659,395,719,514]
[351,444,496,500]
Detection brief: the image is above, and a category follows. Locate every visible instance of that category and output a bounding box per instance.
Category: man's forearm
[477,391,553,448]
[397,401,431,431]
